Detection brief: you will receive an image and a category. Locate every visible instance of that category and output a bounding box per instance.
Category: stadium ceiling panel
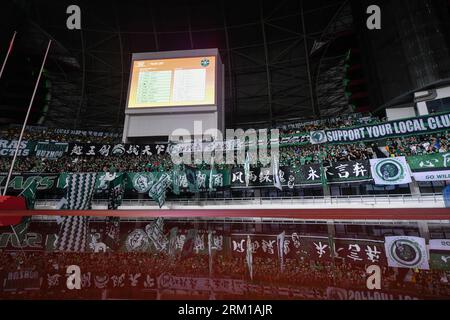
[1,0,351,129]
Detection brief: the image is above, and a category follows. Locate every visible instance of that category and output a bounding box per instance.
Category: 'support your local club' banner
[310,111,450,144]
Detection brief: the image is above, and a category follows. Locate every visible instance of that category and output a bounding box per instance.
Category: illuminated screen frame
[125,49,222,115]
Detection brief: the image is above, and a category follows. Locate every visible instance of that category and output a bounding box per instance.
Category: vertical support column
[259,0,273,126]
[187,6,194,49]
[323,184,331,198]
[300,0,319,118]
[327,220,337,286]
[418,221,430,243]
[151,8,159,51]
[222,0,235,127]
[409,180,421,196]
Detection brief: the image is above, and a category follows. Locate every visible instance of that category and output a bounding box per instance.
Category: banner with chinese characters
[0,140,36,157]
[57,172,124,191]
[407,153,450,182]
[67,143,168,157]
[127,170,230,194]
[310,111,450,144]
[230,167,297,188]
[298,160,372,185]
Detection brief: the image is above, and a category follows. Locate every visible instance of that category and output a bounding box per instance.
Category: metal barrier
[36,193,444,207]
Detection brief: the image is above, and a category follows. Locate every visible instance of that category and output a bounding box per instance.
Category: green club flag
[108,173,125,210]
[209,156,216,192]
[184,165,199,193]
[319,151,328,187]
[171,165,181,195]
[148,173,171,208]
[19,179,37,209]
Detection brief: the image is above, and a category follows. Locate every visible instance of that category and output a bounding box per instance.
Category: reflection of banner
[370,157,412,185]
[44,272,156,290]
[429,239,450,271]
[333,239,385,265]
[0,173,60,191]
[384,236,429,270]
[35,142,68,159]
[0,222,58,251]
[311,112,450,144]
[326,287,420,300]
[158,274,245,294]
[0,140,36,157]
[407,153,450,182]
[3,270,41,291]
[68,143,168,157]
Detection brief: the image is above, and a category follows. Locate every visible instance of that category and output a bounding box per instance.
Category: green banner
[407,152,450,172]
[0,140,36,157]
[0,173,59,191]
[310,111,450,145]
[128,169,231,194]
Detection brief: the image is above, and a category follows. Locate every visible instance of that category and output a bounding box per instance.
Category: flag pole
[0,31,17,80]
[2,40,52,196]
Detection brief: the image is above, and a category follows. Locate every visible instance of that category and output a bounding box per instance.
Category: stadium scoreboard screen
[127,56,216,108]
[123,49,224,139]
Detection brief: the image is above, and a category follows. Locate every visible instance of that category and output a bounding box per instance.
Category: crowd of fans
[0,250,449,299]
[277,114,382,136]
[0,127,120,144]
[1,117,449,175]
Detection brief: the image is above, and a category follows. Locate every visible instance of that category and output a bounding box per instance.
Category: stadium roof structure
[0,0,355,129]
[1,0,449,130]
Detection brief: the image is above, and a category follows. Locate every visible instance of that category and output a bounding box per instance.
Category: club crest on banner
[132,174,153,193]
[310,131,327,144]
[112,144,126,156]
[370,157,412,185]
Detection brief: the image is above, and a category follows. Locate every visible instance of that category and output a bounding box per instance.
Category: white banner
[429,239,450,251]
[370,157,412,185]
[384,236,429,270]
[412,170,450,182]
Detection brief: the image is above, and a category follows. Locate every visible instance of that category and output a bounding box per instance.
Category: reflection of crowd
[1,251,449,300]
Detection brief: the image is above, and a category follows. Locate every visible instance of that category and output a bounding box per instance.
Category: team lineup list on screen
[127,56,216,108]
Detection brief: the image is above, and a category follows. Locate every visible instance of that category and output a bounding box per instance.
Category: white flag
[370,157,412,185]
[272,154,282,191]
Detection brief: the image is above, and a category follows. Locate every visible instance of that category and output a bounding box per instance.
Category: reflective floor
[1,218,449,300]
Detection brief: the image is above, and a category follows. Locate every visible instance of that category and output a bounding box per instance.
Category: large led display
[127,56,216,108]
